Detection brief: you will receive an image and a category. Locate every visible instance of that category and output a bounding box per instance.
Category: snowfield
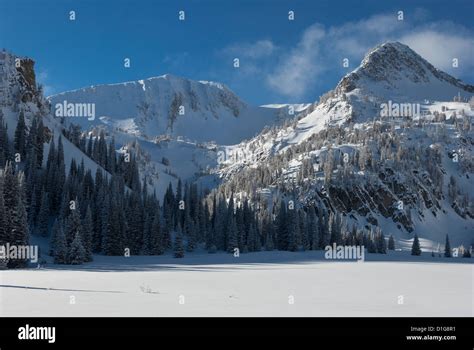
[1,252,472,317]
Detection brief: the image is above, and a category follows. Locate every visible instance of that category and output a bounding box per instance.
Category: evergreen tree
[0,175,7,246]
[53,223,68,264]
[14,111,27,159]
[0,111,11,164]
[174,226,185,258]
[36,191,49,237]
[175,179,183,229]
[65,201,82,248]
[69,231,86,264]
[247,222,259,252]
[308,206,319,250]
[107,136,116,174]
[49,219,60,256]
[319,210,330,248]
[204,202,213,250]
[375,229,387,254]
[213,196,227,251]
[388,234,395,250]
[185,214,196,252]
[81,206,93,261]
[126,193,144,254]
[263,215,275,251]
[8,172,29,268]
[227,216,238,253]
[329,212,343,245]
[150,208,164,255]
[463,247,471,258]
[300,210,310,251]
[276,200,288,250]
[444,234,452,257]
[35,116,45,167]
[287,207,298,252]
[197,198,207,244]
[367,234,377,254]
[411,234,421,256]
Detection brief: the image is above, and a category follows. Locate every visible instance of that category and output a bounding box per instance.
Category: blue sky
[1,0,473,104]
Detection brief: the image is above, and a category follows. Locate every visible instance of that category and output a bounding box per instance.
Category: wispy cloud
[267,24,325,97]
[222,39,276,59]
[399,29,474,72]
[36,70,55,96]
[162,52,190,72]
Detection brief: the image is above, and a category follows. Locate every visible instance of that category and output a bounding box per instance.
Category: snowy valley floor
[0,251,473,317]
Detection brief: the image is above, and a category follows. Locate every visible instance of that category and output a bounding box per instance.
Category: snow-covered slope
[49,74,285,145]
[47,74,301,197]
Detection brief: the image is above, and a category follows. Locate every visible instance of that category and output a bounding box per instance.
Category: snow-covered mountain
[49,74,287,145]
[47,74,299,197]
[3,42,472,249]
[215,42,474,247]
[220,42,474,162]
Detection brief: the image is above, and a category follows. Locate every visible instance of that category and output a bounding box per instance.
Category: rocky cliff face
[0,51,47,115]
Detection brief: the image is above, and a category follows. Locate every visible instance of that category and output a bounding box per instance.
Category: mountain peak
[336,41,474,98]
[358,41,433,83]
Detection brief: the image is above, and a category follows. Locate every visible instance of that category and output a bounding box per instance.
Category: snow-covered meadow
[1,251,472,317]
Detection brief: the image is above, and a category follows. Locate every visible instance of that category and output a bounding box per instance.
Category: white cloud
[399,30,474,72]
[267,24,325,97]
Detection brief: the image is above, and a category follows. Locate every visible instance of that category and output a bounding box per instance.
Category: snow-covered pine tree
[8,171,29,268]
[54,136,66,214]
[65,200,82,249]
[0,111,11,165]
[13,111,27,159]
[69,231,86,265]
